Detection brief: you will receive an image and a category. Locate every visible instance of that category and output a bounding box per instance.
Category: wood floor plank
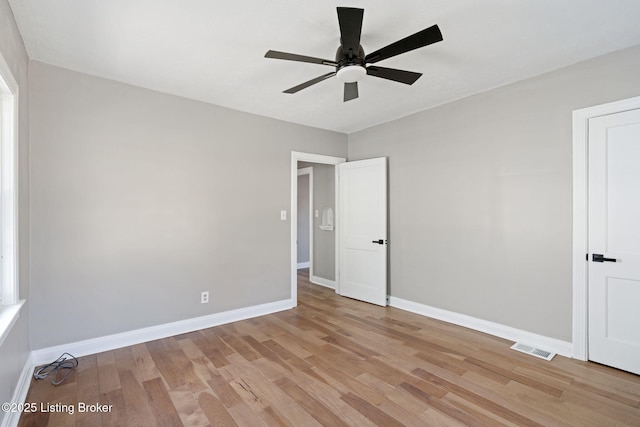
[100,388,127,427]
[189,330,232,368]
[398,382,494,426]
[460,370,570,426]
[226,400,268,427]
[414,350,468,376]
[499,380,594,427]
[17,269,640,426]
[18,371,52,426]
[304,354,388,406]
[142,377,183,427]
[144,340,186,390]
[47,381,76,427]
[96,352,120,395]
[259,322,311,352]
[130,343,161,383]
[355,373,436,426]
[168,385,208,427]
[75,354,98,382]
[562,388,640,425]
[201,328,237,356]
[118,370,158,427]
[569,378,640,408]
[465,356,564,397]
[261,339,328,385]
[221,354,323,426]
[75,370,100,415]
[442,393,516,427]
[259,405,292,427]
[207,373,244,408]
[176,339,218,385]
[274,376,349,427]
[511,363,574,388]
[419,407,468,427]
[412,367,546,426]
[341,392,405,427]
[219,333,261,362]
[145,340,207,392]
[75,383,102,427]
[294,376,377,427]
[197,391,238,426]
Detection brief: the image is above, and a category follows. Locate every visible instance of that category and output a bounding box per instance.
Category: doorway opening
[290,152,345,305]
[297,167,312,273]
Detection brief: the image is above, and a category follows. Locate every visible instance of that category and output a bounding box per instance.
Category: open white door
[588,109,640,375]
[338,158,387,306]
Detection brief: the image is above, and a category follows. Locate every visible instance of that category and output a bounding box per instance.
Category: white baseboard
[1,352,34,427]
[297,262,310,269]
[31,299,294,366]
[310,275,336,289]
[389,296,573,358]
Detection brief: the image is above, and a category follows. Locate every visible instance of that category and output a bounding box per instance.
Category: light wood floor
[19,270,640,426]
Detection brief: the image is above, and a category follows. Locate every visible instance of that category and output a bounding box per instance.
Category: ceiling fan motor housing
[335,46,366,83]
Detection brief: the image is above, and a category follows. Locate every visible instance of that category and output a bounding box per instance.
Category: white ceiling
[9,0,640,134]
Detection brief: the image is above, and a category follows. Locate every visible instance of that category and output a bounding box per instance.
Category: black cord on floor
[33,352,78,386]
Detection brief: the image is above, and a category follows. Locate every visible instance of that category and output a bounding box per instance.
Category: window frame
[0,49,20,346]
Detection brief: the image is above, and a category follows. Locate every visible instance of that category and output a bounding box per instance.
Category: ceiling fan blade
[365,24,442,64]
[344,82,359,102]
[366,66,422,85]
[337,7,364,57]
[283,72,336,94]
[265,50,337,67]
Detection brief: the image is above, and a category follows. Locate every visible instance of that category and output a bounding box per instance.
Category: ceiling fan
[265,7,443,102]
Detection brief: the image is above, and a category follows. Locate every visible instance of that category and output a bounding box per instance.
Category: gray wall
[29,61,347,349]
[348,44,640,342]
[296,173,310,265]
[0,0,30,418]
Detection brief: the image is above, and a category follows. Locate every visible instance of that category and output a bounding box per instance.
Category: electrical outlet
[201,291,209,304]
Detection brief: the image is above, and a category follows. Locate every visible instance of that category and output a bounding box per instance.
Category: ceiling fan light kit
[265,7,443,102]
[336,65,366,83]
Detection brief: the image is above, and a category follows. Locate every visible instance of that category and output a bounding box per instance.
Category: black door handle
[372,239,384,245]
[592,254,616,262]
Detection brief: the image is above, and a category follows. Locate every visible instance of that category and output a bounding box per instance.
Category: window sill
[0,300,25,348]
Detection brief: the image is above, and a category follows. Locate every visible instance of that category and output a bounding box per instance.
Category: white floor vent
[510,343,555,361]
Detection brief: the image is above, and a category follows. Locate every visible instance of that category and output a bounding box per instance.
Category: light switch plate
[280,210,287,220]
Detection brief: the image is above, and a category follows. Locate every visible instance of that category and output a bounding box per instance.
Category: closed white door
[588,108,640,375]
[338,158,387,306]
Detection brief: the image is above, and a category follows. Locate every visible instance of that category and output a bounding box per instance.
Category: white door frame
[572,95,640,360]
[291,152,346,305]
[297,167,313,271]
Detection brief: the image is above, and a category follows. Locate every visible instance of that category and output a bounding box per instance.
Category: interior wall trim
[389,296,573,358]
[30,299,294,366]
[1,352,33,427]
[309,275,336,289]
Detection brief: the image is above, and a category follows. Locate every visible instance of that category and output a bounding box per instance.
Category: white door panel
[338,158,387,306]
[605,125,640,254]
[588,108,640,375]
